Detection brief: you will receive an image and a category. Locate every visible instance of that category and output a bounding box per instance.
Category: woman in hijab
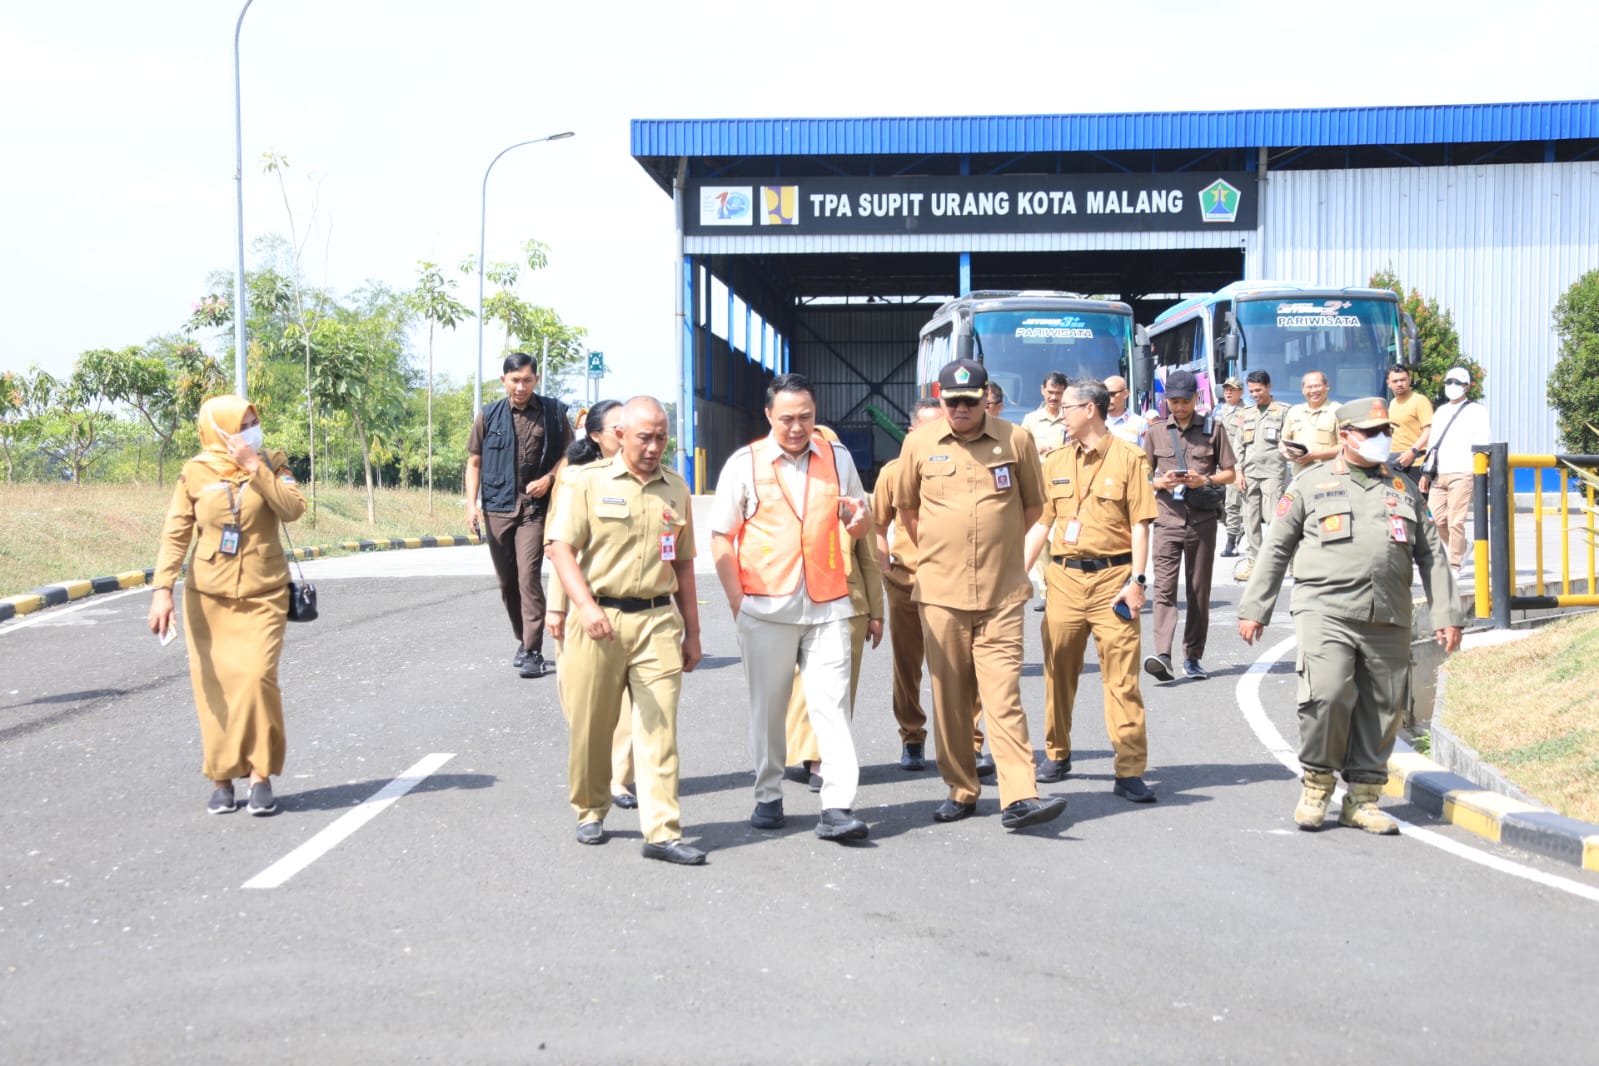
[148,396,307,816]
[544,401,639,808]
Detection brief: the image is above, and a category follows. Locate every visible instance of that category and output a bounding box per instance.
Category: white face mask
[1444,382,1467,401]
[1355,432,1391,464]
[237,425,264,452]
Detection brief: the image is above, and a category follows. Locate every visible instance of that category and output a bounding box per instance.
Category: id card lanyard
[1060,446,1108,547]
[220,481,248,556]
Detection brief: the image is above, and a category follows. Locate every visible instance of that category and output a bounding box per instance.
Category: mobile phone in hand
[159,625,178,647]
[1112,601,1133,621]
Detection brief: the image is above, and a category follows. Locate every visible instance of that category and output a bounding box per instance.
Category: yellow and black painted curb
[0,534,483,622]
[1385,739,1599,873]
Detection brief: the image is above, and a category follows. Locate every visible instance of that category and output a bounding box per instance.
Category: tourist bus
[1144,280,1419,414]
[916,290,1149,407]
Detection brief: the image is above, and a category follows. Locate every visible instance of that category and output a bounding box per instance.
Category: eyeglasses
[1446,378,1469,387]
[1060,402,1095,412]
[942,395,983,408]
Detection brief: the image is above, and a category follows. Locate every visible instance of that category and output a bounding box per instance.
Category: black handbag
[280,524,318,623]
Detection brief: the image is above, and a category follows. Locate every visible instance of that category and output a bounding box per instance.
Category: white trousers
[736,613,859,810]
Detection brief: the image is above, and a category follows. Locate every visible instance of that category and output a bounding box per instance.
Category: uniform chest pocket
[984,459,1016,492]
[920,460,956,499]
[1186,445,1214,470]
[595,500,631,521]
[1046,480,1076,501]
[1316,507,1353,543]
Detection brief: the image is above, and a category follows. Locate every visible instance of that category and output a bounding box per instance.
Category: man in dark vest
[466,351,573,678]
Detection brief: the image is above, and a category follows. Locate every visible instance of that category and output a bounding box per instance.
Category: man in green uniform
[1213,376,1246,557]
[1229,370,1290,581]
[1237,397,1465,834]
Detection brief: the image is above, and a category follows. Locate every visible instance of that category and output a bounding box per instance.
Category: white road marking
[0,587,145,634]
[243,753,456,889]
[1238,638,1599,904]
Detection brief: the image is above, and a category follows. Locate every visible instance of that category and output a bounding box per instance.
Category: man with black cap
[1238,397,1464,835]
[892,359,1067,831]
[1141,370,1237,682]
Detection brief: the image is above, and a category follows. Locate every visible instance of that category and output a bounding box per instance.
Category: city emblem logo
[954,366,971,385]
[1199,179,1241,224]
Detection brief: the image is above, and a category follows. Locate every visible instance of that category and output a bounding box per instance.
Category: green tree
[0,368,51,482]
[406,260,473,513]
[462,238,587,395]
[33,360,116,484]
[78,345,184,484]
[1369,269,1486,402]
[1549,269,1599,454]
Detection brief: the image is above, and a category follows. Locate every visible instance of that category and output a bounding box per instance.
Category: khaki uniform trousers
[484,506,549,652]
[1294,612,1410,785]
[883,578,986,752]
[1041,564,1149,778]
[553,641,634,794]
[1242,468,1288,562]
[1427,473,1474,568]
[785,614,868,764]
[1223,481,1243,538]
[737,613,860,811]
[184,584,289,780]
[919,599,1037,807]
[559,604,684,843]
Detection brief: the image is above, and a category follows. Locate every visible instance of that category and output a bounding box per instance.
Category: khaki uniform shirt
[546,460,695,600]
[892,415,1045,611]
[1040,435,1158,559]
[1230,400,1291,479]
[1388,391,1435,452]
[1143,414,1238,527]
[873,456,916,589]
[154,452,308,599]
[1020,406,1067,454]
[1237,456,1466,629]
[1283,402,1340,450]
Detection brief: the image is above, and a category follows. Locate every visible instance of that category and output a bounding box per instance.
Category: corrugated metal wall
[1261,161,1599,453]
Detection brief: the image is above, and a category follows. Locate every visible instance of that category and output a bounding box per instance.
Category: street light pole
[232,0,255,398]
[473,131,575,417]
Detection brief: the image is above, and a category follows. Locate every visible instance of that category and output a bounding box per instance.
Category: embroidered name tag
[928,455,951,462]
[601,496,627,505]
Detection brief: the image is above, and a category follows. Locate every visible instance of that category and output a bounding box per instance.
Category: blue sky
[2,0,1594,406]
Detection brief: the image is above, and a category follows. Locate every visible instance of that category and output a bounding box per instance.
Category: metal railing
[1475,442,1599,627]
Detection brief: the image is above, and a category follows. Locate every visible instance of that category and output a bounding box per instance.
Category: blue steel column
[681,255,697,490]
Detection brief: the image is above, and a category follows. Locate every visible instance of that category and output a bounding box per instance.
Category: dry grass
[0,482,473,594]
[1442,611,1599,823]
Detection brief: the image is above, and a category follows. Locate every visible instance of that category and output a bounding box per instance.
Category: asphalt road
[3,546,1598,1065]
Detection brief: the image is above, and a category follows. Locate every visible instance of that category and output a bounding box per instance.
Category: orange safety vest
[737,437,849,603]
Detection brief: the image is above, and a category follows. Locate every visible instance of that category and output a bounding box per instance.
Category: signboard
[587,351,605,379]
[687,172,1254,236]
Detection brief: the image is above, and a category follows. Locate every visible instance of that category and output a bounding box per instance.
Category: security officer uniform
[892,359,1066,829]
[1038,434,1159,789]
[1142,375,1237,678]
[1230,395,1291,576]
[546,456,697,853]
[1213,378,1247,552]
[1238,398,1465,833]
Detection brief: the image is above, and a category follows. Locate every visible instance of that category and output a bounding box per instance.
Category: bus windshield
[970,309,1131,406]
[1235,297,1401,401]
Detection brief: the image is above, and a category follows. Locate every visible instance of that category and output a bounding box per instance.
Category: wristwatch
[1127,573,1147,587]
[1203,474,1215,488]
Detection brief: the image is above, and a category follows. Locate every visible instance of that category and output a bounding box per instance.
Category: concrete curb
[0,535,483,622]
[1384,722,1599,874]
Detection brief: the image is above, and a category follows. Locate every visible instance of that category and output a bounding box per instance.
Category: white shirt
[1429,400,1491,475]
[1107,408,1149,449]
[709,433,866,624]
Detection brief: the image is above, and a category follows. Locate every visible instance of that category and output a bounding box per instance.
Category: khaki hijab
[194,395,257,477]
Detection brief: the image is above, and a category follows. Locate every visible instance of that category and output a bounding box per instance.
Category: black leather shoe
[519,650,549,679]
[512,645,529,669]
[642,839,707,865]
[576,820,606,845]
[612,787,638,810]
[815,808,869,841]
[750,799,785,829]
[1220,534,1240,557]
[1035,756,1072,783]
[1143,653,1175,682]
[1114,776,1157,803]
[933,799,977,823]
[899,743,926,771]
[782,762,813,784]
[1000,795,1069,830]
[974,751,997,778]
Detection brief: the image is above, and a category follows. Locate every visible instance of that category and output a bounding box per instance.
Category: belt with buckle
[1051,552,1133,572]
[596,595,673,613]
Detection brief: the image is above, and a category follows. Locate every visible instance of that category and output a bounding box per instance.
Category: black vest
[480,395,564,514]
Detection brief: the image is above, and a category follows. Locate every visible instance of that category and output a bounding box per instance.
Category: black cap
[937,359,988,399]
[1164,370,1198,400]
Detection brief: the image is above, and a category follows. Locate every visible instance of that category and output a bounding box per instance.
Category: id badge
[1389,516,1408,543]
[219,523,241,556]
[993,465,1012,490]
[660,533,677,561]
[1062,519,1082,545]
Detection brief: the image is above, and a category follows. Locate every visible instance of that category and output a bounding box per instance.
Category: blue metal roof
[632,100,1599,157]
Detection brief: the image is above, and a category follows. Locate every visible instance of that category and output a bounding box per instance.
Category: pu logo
[762,185,799,225]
